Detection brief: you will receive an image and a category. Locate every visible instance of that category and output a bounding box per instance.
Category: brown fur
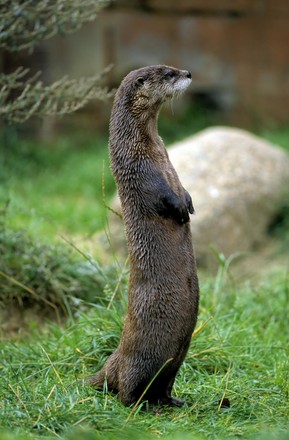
[89,65,199,407]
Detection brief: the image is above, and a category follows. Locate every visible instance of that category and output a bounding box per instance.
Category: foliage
[0,268,288,439]
[0,0,108,52]
[0,217,113,321]
[0,66,113,123]
[0,0,112,123]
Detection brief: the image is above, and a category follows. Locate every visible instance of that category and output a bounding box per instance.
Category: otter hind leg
[153,345,191,407]
[152,377,185,408]
[118,368,184,408]
[118,376,185,408]
[118,378,148,407]
[161,375,186,407]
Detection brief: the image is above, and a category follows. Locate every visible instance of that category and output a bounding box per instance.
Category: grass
[0,219,113,323]
[0,130,115,242]
[0,267,288,439]
[1,110,289,439]
[259,125,289,151]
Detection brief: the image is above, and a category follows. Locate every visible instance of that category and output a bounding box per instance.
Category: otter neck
[125,103,162,157]
[138,110,159,141]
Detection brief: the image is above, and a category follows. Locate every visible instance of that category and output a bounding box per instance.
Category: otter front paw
[159,193,189,225]
[184,189,195,214]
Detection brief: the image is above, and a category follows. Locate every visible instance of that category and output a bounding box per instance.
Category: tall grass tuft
[0,211,126,327]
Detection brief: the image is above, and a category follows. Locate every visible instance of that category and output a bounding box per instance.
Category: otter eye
[165,71,176,79]
[136,77,145,85]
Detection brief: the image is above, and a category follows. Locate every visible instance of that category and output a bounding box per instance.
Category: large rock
[108,127,289,266]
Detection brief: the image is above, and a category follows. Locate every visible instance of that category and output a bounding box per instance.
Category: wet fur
[89,65,199,407]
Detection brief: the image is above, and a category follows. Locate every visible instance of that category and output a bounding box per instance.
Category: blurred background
[2,0,289,136]
[52,0,288,131]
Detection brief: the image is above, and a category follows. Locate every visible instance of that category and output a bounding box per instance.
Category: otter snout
[172,69,192,94]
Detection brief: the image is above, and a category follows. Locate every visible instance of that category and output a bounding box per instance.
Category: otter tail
[86,369,106,388]
[87,351,120,392]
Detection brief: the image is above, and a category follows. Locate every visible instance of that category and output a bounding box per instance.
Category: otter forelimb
[139,168,190,224]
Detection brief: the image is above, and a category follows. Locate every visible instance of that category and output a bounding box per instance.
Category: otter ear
[136,77,145,85]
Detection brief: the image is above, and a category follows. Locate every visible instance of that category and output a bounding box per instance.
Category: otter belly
[111,217,199,406]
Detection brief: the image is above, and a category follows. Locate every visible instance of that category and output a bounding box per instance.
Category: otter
[89,65,199,407]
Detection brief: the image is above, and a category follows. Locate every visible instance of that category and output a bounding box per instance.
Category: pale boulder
[109,127,289,265]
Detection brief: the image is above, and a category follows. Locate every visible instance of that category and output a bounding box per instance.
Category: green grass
[0,130,115,242]
[259,125,289,152]
[1,114,289,439]
[258,125,289,241]
[0,268,288,439]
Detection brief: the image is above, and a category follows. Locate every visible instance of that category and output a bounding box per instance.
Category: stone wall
[7,0,288,132]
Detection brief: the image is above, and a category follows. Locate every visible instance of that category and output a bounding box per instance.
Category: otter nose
[186,71,192,79]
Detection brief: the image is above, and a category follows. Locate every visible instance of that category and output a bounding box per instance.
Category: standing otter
[90,65,199,407]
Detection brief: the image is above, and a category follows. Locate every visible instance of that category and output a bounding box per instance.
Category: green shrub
[0,217,122,321]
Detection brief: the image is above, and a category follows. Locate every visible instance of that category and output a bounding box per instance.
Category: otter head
[118,65,192,113]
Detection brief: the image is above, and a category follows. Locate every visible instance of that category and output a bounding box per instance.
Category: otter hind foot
[167,396,185,407]
[129,396,185,410]
[159,396,185,407]
[138,394,185,408]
